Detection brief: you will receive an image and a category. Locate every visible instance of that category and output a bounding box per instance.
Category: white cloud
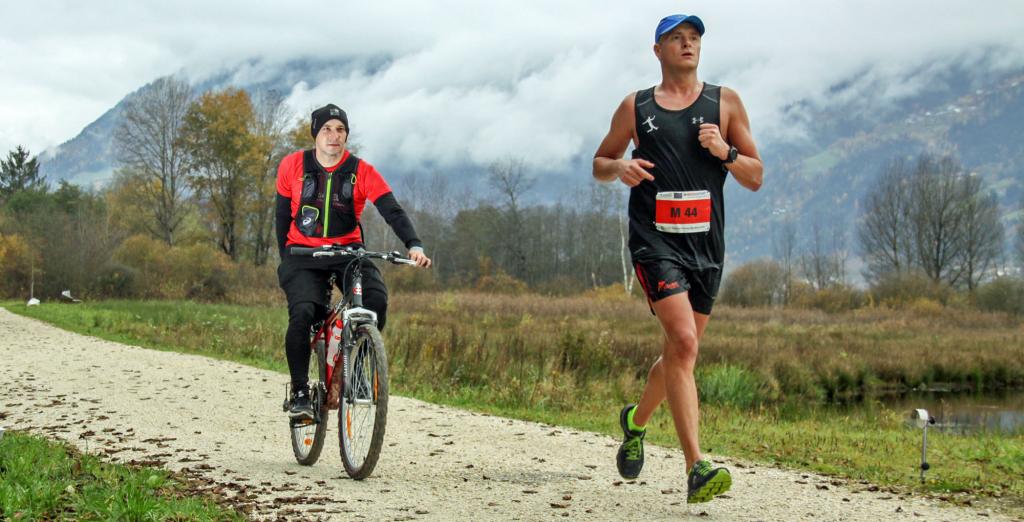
[2,0,1023,173]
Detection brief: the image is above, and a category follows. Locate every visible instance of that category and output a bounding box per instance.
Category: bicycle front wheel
[339,323,389,479]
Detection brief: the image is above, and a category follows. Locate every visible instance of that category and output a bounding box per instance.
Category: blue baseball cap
[655,14,705,43]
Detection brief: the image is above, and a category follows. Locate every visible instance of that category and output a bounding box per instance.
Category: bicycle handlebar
[289,245,417,265]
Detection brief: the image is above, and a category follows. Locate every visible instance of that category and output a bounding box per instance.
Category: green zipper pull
[323,171,333,238]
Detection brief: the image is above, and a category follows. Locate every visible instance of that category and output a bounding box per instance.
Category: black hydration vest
[629,83,727,272]
[294,150,361,239]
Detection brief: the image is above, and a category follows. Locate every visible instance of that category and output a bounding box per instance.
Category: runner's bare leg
[632,292,709,471]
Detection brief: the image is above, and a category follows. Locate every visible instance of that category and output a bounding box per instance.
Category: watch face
[728,147,738,162]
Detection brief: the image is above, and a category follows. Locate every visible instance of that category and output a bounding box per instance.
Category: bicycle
[282,244,415,479]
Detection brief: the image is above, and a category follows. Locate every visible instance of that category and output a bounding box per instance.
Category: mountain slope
[38,60,1024,264]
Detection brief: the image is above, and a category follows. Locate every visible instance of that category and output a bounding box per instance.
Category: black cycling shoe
[687,460,732,503]
[616,404,646,479]
[288,387,314,420]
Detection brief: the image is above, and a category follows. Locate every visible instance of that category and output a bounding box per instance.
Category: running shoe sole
[687,468,732,503]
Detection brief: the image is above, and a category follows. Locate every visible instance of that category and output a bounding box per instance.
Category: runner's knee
[362,288,388,331]
[663,328,698,365]
[288,301,319,330]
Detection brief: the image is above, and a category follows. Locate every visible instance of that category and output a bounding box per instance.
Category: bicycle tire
[290,338,329,465]
[339,323,389,479]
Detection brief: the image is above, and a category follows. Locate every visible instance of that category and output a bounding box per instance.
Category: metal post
[913,408,935,483]
[920,423,930,483]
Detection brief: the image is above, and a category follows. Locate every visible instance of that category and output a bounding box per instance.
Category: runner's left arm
[374,192,422,250]
[720,87,763,192]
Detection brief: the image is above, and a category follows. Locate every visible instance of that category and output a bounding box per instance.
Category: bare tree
[487,157,533,281]
[247,90,293,265]
[772,218,798,302]
[113,76,193,245]
[801,220,841,290]
[619,209,634,294]
[957,177,1004,291]
[831,218,849,285]
[859,158,915,284]
[1016,199,1024,273]
[575,182,620,288]
[910,154,970,286]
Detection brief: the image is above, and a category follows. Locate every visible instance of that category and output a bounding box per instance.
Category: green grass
[4,296,1023,515]
[0,430,242,521]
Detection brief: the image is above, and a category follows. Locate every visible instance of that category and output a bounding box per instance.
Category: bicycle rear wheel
[290,338,328,465]
[339,323,389,479]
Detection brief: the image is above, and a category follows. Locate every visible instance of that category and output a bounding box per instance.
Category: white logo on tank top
[643,115,659,133]
[692,116,705,125]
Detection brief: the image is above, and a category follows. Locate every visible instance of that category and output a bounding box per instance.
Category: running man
[592,14,763,503]
[276,104,431,419]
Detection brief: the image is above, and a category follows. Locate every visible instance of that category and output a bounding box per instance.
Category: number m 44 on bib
[655,190,711,233]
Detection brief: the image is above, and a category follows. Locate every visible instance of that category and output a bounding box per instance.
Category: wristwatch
[723,146,738,164]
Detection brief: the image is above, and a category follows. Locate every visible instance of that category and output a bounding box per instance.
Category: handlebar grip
[289,246,319,256]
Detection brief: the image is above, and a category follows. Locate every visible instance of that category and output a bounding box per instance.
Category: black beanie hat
[310,104,349,138]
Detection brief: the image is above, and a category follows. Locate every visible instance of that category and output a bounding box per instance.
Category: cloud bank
[3,0,1023,173]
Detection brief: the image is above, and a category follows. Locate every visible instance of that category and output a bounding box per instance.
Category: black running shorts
[633,258,719,315]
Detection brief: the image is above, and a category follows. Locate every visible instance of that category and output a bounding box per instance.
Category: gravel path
[0,307,1015,521]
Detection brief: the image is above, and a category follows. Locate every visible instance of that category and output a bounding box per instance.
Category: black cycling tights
[285,288,387,390]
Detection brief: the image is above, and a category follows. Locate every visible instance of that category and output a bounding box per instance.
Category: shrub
[113,234,234,299]
[384,263,439,293]
[870,271,954,307]
[719,259,786,307]
[474,270,528,295]
[0,233,34,298]
[94,263,138,298]
[790,284,867,313]
[907,297,945,317]
[186,268,230,302]
[975,277,1024,315]
[580,282,641,302]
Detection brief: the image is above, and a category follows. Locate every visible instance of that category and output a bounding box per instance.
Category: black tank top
[629,83,726,272]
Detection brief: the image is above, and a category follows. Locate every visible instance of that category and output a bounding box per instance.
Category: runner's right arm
[275,194,291,255]
[593,93,655,187]
[275,158,293,255]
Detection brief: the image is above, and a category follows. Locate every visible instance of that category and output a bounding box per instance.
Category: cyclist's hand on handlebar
[408,248,432,268]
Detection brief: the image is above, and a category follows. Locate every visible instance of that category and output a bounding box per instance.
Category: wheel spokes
[343,338,378,466]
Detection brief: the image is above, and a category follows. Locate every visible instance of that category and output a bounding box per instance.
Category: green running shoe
[687,460,732,503]
[615,404,645,479]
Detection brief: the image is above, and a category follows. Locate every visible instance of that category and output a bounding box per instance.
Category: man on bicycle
[592,14,763,503]
[276,104,431,419]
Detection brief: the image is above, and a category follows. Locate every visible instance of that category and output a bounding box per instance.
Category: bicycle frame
[298,245,412,410]
[310,273,363,410]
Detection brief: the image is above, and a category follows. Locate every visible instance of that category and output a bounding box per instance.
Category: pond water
[881,389,1024,435]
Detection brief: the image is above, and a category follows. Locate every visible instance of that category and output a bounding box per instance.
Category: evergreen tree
[0,146,46,198]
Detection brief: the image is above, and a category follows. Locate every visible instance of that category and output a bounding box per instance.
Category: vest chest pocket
[300,173,318,201]
[330,173,356,211]
[297,205,321,236]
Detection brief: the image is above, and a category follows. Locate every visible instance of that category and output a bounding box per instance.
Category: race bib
[655,190,711,233]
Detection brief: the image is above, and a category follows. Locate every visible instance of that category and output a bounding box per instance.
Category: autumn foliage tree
[179,88,263,261]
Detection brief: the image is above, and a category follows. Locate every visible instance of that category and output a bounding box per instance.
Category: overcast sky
[3,0,1023,172]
